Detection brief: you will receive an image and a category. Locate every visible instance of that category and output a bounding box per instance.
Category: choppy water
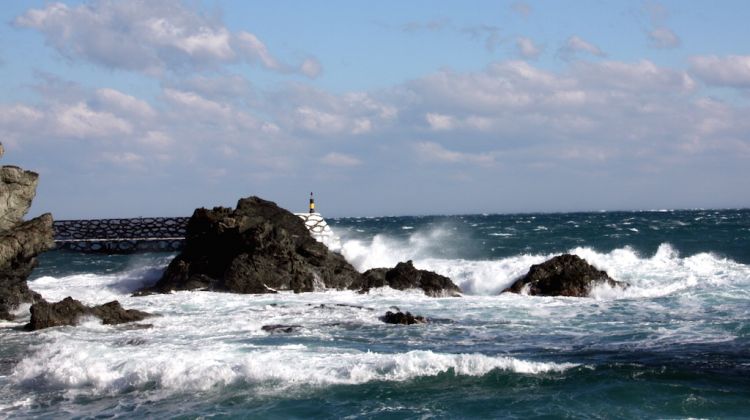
[1,209,749,418]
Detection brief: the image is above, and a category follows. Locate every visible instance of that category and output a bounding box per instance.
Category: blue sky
[1,1,749,218]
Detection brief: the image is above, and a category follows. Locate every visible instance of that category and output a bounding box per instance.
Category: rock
[0,213,54,320]
[357,260,462,297]
[0,166,39,233]
[261,324,302,333]
[502,254,628,297]
[138,196,362,295]
[26,297,151,331]
[0,152,54,321]
[381,310,427,325]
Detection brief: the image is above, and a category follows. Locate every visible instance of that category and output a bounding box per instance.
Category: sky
[1,0,749,219]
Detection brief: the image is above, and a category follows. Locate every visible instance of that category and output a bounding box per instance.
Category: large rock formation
[502,254,628,297]
[0,147,55,321]
[356,260,462,297]
[26,297,150,331]
[0,166,40,232]
[0,214,54,320]
[138,196,362,294]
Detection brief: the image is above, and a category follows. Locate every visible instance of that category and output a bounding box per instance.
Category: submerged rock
[26,296,151,331]
[137,196,362,295]
[502,254,627,297]
[381,310,427,325]
[261,324,302,333]
[357,260,462,297]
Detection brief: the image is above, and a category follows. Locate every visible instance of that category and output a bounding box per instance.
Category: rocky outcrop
[381,310,427,325]
[502,254,628,297]
[356,260,462,297]
[0,215,54,320]
[0,166,38,232]
[26,296,151,331]
[0,146,55,321]
[137,196,362,295]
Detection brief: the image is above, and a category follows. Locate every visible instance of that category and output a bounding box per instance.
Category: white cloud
[425,113,456,131]
[573,60,695,93]
[15,1,318,77]
[99,151,145,169]
[162,88,232,120]
[54,102,132,138]
[301,58,323,78]
[272,86,396,136]
[559,35,605,60]
[414,142,495,166]
[233,31,284,71]
[690,55,750,88]
[425,113,493,132]
[95,88,155,119]
[648,27,680,49]
[516,37,542,59]
[138,130,174,150]
[320,152,362,167]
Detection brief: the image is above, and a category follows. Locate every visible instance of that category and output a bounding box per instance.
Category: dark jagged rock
[0,211,54,320]
[381,310,427,325]
[137,196,362,295]
[261,324,302,333]
[0,148,55,320]
[26,297,150,331]
[502,254,628,297]
[357,260,462,297]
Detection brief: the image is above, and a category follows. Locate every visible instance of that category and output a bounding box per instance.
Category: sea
[1,209,749,418]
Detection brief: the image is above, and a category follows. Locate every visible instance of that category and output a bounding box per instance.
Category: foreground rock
[357,260,462,297]
[381,310,427,325]
[0,149,55,320]
[26,297,151,331]
[502,254,628,297]
[137,196,362,295]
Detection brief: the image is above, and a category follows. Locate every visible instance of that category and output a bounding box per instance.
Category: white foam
[12,340,576,395]
[339,226,750,299]
[341,226,456,271]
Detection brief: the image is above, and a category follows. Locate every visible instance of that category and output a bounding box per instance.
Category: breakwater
[53,217,189,253]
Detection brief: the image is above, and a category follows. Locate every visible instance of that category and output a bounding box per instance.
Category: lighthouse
[295,192,341,251]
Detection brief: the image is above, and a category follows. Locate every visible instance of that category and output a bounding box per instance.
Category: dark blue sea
[1,209,749,418]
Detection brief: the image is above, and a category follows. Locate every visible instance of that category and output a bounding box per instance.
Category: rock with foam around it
[381,310,427,325]
[26,296,151,331]
[502,254,628,297]
[356,260,462,297]
[137,196,362,295]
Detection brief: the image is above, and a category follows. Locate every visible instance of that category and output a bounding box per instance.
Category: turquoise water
[1,209,749,418]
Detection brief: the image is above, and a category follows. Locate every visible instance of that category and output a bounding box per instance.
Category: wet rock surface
[137,196,362,295]
[0,147,55,321]
[261,324,302,333]
[381,310,427,325]
[357,260,462,297]
[502,254,628,297]
[26,296,151,331]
